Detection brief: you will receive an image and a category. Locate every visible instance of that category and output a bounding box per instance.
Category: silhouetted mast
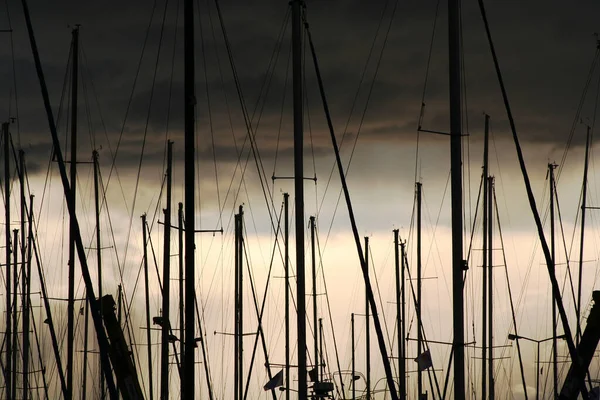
[183,0,196,393]
[20,151,30,400]
[311,216,318,382]
[577,126,591,346]
[549,163,558,398]
[365,236,371,400]
[291,0,307,397]
[3,121,11,400]
[67,26,79,400]
[482,115,489,400]
[417,182,423,400]
[161,141,173,400]
[448,0,465,396]
[92,150,105,398]
[284,193,290,400]
[142,214,154,400]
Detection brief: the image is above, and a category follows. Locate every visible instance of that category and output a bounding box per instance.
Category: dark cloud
[0,0,597,184]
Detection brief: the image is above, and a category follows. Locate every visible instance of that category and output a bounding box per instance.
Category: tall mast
[549,163,558,398]
[292,0,307,397]
[234,211,240,400]
[161,141,173,400]
[92,150,105,398]
[365,236,371,400]
[482,114,489,400]
[183,0,196,392]
[351,313,355,400]
[67,26,79,400]
[488,176,494,400]
[417,182,423,399]
[284,193,290,400]
[178,201,184,397]
[3,121,11,400]
[117,283,122,399]
[20,151,30,400]
[448,0,465,396]
[311,216,318,382]
[577,126,591,345]
[401,240,407,400]
[12,228,18,398]
[142,214,154,400]
[394,230,406,400]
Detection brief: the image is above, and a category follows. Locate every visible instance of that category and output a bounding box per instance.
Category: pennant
[308,367,318,383]
[414,349,433,371]
[263,369,284,391]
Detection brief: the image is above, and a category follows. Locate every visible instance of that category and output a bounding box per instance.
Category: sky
[1,0,600,399]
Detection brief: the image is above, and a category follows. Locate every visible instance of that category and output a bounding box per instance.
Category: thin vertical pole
[292,0,307,397]
[488,176,494,400]
[117,283,122,399]
[67,26,79,400]
[23,189,33,400]
[448,0,465,396]
[394,230,405,400]
[536,342,540,400]
[234,212,240,400]
[183,0,196,392]
[142,214,154,400]
[178,202,184,397]
[351,313,355,400]
[482,115,489,400]
[311,216,318,381]
[92,150,105,399]
[284,193,290,399]
[3,122,11,400]
[400,240,407,400]
[161,141,173,400]
[577,127,591,346]
[549,164,557,399]
[12,228,19,399]
[238,205,244,400]
[82,293,89,400]
[20,150,29,400]
[417,182,423,399]
[365,236,370,400]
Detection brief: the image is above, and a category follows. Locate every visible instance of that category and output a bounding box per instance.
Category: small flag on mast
[263,369,284,391]
[414,349,433,371]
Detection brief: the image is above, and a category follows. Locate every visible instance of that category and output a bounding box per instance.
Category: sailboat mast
[394,229,406,400]
[400,239,407,400]
[488,176,494,400]
[549,163,558,398]
[161,141,173,400]
[481,115,489,400]
[351,313,355,400]
[178,201,184,397]
[577,126,591,346]
[416,182,423,399]
[365,236,371,400]
[448,0,465,397]
[291,0,307,397]
[12,228,18,398]
[234,210,241,400]
[284,193,290,400]
[311,216,318,382]
[142,214,154,400]
[92,150,105,399]
[67,25,79,400]
[183,0,196,393]
[3,121,11,400]
[20,151,30,400]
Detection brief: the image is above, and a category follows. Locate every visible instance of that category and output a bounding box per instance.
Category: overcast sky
[2,1,600,399]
